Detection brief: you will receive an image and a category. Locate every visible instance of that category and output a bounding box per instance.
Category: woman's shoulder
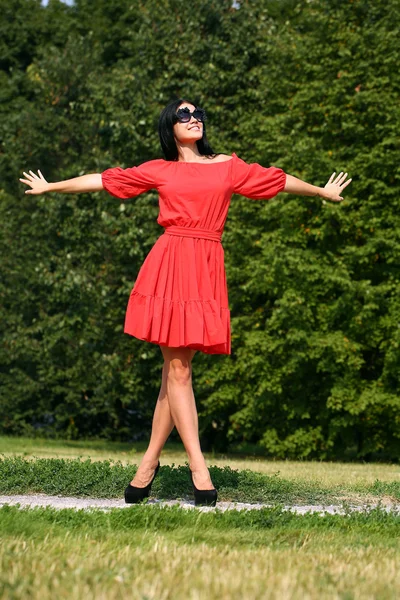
[139,158,166,168]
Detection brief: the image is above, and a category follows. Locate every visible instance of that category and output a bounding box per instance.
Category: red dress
[101,153,286,354]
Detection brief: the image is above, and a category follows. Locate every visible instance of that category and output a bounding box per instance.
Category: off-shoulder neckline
[172,153,236,165]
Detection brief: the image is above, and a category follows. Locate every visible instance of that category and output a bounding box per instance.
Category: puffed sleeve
[101,160,158,199]
[231,153,286,200]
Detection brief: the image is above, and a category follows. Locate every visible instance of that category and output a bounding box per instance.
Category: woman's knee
[167,357,192,386]
[160,347,193,386]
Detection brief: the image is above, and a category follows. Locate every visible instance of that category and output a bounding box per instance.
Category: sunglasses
[174,107,207,124]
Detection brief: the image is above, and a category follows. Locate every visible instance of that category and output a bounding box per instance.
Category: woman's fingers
[334,172,343,184]
[333,172,343,184]
[328,172,336,184]
[327,172,349,187]
[22,170,43,181]
[340,177,352,190]
[332,172,340,184]
[333,172,352,187]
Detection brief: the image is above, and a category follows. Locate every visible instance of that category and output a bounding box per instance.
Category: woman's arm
[20,170,103,195]
[284,172,352,202]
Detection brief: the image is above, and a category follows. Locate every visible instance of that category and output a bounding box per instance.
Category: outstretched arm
[20,170,103,195]
[284,172,352,202]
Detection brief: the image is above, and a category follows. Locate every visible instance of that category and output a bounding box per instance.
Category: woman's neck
[176,143,204,163]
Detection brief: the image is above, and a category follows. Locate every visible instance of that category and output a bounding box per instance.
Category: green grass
[1,455,400,505]
[0,505,399,600]
[1,437,400,599]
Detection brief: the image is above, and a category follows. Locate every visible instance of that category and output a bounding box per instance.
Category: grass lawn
[0,504,399,600]
[1,437,399,599]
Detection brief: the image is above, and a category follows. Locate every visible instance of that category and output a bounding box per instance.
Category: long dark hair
[158,98,217,161]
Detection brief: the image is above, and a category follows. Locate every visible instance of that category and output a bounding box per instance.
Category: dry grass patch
[1,504,399,599]
[1,530,399,600]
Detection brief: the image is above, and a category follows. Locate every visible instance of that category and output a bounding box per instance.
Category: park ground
[0,436,399,599]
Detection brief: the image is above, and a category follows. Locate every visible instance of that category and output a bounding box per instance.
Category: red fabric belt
[164,226,222,242]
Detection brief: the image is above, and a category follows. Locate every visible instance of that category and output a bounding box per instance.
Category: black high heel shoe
[125,461,160,504]
[190,470,218,507]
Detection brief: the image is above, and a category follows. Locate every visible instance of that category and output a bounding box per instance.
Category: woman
[20,98,351,506]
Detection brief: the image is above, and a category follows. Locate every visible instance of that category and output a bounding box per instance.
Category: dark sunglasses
[174,107,207,124]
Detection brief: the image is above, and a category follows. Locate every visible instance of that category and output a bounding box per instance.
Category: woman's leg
[161,346,214,490]
[130,362,175,487]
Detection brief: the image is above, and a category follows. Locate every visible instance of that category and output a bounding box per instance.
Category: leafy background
[1,0,399,460]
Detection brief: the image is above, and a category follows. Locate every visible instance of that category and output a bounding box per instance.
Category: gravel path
[1,494,399,515]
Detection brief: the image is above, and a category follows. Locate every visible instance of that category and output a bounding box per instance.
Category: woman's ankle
[188,458,209,473]
[140,453,160,468]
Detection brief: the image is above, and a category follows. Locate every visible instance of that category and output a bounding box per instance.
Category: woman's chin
[187,134,203,143]
[177,131,203,144]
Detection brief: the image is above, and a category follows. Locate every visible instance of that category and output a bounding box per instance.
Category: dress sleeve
[231,154,286,200]
[101,160,158,199]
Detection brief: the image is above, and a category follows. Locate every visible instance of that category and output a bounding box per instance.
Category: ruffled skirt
[124,231,230,354]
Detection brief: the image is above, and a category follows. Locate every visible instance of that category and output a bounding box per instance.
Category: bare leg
[161,346,214,490]
[130,363,175,486]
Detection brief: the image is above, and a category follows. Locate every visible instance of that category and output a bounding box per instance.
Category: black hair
[158,98,217,161]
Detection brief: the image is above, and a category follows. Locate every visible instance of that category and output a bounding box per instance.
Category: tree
[1,0,399,459]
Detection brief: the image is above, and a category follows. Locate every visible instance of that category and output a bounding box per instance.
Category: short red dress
[101,153,286,355]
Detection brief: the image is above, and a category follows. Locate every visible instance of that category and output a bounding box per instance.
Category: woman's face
[173,102,203,144]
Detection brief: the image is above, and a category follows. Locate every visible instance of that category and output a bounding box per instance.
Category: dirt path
[1,494,399,514]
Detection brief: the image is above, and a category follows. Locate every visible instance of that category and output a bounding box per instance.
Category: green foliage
[1,0,399,459]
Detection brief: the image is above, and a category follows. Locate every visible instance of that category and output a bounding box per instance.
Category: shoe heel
[190,471,218,507]
[125,461,160,504]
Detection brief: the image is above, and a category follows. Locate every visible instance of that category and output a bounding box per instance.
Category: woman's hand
[20,170,50,195]
[283,172,351,201]
[321,172,352,202]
